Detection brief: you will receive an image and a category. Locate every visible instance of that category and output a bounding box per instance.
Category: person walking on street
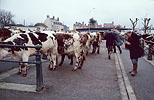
[111,29,123,54]
[125,31,144,76]
[105,31,116,59]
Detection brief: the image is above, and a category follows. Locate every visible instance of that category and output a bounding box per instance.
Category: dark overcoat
[105,32,116,48]
[127,32,143,59]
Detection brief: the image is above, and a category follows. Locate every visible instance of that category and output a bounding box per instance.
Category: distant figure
[111,29,123,54]
[125,31,144,76]
[105,32,116,59]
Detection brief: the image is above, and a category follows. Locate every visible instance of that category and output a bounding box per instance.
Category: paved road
[0,45,121,100]
[120,47,154,100]
[0,58,18,73]
[0,57,36,74]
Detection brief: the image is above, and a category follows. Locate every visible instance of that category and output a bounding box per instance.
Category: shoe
[129,70,137,74]
[130,71,137,76]
[129,70,133,73]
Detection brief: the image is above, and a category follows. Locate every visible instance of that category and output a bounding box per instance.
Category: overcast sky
[0,0,154,29]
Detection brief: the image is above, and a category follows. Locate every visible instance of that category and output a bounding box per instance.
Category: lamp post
[88,8,95,32]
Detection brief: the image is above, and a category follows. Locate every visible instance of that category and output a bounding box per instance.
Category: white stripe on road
[0,60,48,92]
[0,82,36,92]
[0,68,18,80]
[0,63,41,80]
[115,53,137,100]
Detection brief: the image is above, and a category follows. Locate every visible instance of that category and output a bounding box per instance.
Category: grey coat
[113,32,123,46]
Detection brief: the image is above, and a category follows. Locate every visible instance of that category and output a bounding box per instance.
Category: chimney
[57,17,59,21]
[47,15,50,18]
[53,16,55,19]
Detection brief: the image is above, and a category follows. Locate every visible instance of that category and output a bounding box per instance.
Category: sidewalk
[0,44,121,100]
[120,47,154,100]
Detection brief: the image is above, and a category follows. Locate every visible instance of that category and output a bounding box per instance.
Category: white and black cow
[54,32,89,71]
[0,31,58,76]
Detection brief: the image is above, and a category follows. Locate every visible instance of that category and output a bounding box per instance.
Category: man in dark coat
[104,32,116,59]
[125,31,143,76]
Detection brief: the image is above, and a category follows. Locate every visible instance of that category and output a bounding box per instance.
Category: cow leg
[73,50,85,71]
[59,54,65,66]
[48,60,53,70]
[97,46,100,54]
[78,55,85,69]
[17,63,22,75]
[21,53,29,77]
[23,63,27,77]
[68,55,73,65]
[49,54,58,70]
[86,47,89,56]
[48,53,53,70]
[92,46,96,54]
[72,53,80,71]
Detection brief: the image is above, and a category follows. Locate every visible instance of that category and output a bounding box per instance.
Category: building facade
[73,21,102,31]
[103,22,121,28]
[44,15,69,32]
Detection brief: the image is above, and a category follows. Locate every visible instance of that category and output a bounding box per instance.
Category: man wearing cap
[125,31,144,76]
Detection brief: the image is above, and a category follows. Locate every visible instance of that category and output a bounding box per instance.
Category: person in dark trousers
[111,29,123,54]
[125,31,144,76]
[104,32,116,59]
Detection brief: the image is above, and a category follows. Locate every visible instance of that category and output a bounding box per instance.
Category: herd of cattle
[0,28,103,77]
[0,28,154,77]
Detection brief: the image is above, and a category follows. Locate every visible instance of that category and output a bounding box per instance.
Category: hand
[125,41,131,45]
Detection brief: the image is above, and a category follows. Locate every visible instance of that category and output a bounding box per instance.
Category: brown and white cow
[89,32,102,54]
[0,31,58,76]
[54,32,89,71]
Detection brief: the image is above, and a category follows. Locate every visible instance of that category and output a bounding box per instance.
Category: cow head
[0,28,12,41]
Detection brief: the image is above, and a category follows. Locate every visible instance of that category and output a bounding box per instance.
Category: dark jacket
[127,32,143,59]
[105,32,116,48]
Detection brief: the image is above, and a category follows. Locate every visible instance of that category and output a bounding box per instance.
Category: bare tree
[0,9,15,25]
[142,18,151,34]
[130,18,139,31]
[89,18,97,28]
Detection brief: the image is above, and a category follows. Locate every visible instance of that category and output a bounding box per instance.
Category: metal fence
[0,43,44,91]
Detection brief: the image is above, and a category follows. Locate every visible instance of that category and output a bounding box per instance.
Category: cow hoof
[59,64,62,66]
[23,74,27,77]
[72,67,78,71]
[78,67,82,69]
[53,67,57,70]
[70,63,73,65]
[48,67,53,71]
[17,71,22,75]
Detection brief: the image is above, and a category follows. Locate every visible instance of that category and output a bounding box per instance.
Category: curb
[143,56,154,67]
[114,53,137,100]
